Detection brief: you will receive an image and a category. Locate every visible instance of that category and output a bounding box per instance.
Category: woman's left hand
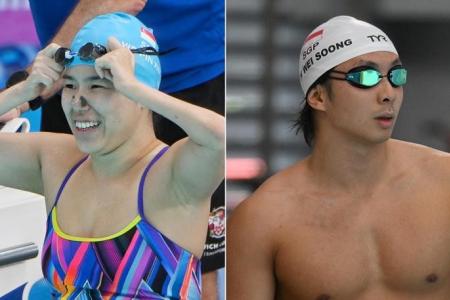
[94,37,136,94]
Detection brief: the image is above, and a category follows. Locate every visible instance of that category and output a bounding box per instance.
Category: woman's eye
[91,85,105,89]
[64,84,75,89]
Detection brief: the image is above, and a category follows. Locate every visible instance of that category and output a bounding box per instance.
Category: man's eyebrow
[390,57,402,66]
[351,57,402,68]
[352,59,379,68]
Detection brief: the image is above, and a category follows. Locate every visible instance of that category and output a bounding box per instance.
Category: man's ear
[306,84,329,112]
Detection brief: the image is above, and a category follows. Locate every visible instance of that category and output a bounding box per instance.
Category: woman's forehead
[63,65,98,80]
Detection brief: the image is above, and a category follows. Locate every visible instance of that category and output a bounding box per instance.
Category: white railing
[0,117,30,133]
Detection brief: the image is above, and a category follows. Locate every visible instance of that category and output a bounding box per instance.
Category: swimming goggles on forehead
[54,42,160,66]
[328,65,407,88]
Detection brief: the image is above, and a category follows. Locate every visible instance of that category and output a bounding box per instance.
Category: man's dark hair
[293,70,332,147]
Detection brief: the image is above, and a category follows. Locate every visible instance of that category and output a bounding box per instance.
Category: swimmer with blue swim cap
[58,12,161,89]
[0,12,224,299]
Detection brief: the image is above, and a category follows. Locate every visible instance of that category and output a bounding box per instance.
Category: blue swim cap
[69,12,161,89]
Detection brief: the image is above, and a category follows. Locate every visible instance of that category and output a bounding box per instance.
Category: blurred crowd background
[227,0,450,210]
[0,0,40,131]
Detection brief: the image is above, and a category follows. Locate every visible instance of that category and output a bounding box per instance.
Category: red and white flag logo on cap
[140,27,156,44]
[304,29,323,44]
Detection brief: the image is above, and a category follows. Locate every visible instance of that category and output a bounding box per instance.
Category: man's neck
[308,136,392,194]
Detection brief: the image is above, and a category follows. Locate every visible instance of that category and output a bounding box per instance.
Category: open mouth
[74,120,102,131]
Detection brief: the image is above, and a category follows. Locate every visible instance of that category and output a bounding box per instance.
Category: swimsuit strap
[53,155,89,207]
[138,146,170,216]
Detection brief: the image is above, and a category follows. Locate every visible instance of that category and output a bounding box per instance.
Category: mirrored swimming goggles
[328,65,407,88]
[54,42,160,66]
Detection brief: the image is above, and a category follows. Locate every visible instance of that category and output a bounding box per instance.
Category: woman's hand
[0,43,64,120]
[23,43,64,100]
[94,37,137,95]
[0,107,21,123]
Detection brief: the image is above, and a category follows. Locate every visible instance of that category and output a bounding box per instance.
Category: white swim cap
[299,16,398,95]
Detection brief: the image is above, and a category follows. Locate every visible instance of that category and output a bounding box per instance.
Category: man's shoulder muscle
[230,162,310,243]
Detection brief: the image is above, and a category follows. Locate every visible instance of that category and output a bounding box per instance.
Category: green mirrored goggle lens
[347,69,381,87]
[389,68,407,86]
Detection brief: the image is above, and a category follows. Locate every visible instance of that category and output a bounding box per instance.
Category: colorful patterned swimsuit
[41,146,202,299]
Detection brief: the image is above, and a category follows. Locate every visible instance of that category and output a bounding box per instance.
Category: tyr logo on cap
[367,34,388,43]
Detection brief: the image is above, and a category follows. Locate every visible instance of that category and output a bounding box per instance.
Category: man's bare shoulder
[390,139,450,176]
[229,159,312,241]
[391,138,449,155]
[390,139,450,204]
[241,159,310,209]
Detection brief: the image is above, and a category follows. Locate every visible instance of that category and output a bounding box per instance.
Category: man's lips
[375,116,393,121]
[374,112,395,120]
[374,113,395,128]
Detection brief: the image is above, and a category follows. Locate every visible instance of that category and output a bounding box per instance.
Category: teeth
[75,121,100,130]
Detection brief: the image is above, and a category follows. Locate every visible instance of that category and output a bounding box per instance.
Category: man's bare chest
[273,192,450,299]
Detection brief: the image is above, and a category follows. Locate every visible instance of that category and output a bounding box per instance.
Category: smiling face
[61,65,148,154]
[310,51,404,146]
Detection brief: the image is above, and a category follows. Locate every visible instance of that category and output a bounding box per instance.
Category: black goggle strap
[327,70,350,81]
[131,46,174,56]
[55,43,174,66]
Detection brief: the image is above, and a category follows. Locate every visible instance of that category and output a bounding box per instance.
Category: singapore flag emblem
[140,27,156,44]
